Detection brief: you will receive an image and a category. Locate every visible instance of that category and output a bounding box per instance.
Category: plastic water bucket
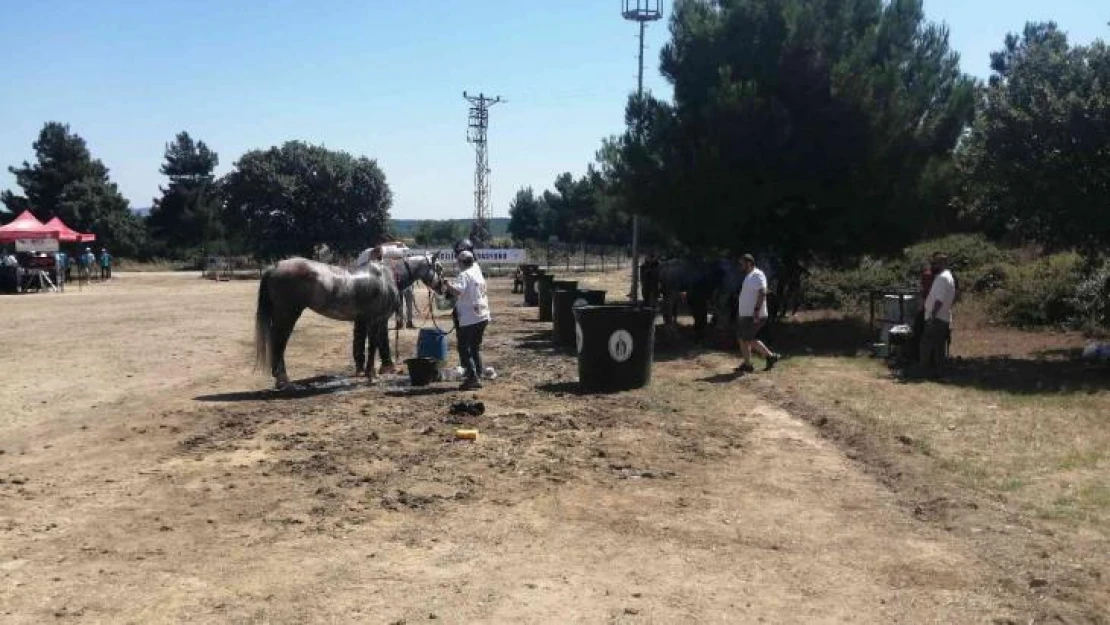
[523,269,543,306]
[405,357,439,387]
[536,275,556,321]
[549,280,578,321]
[573,305,655,392]
[416,328,449,362]
[554,289,606,348]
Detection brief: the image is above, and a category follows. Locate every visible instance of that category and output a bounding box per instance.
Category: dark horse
[655,257,728,340]
[254,254,444,389]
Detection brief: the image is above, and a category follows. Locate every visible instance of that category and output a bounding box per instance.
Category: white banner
[409,248,528,265]
[15,238,59,252]
[473,248,527,264]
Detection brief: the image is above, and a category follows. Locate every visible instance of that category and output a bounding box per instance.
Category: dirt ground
[0,271,1105,623]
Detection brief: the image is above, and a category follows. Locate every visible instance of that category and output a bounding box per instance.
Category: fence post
[581,243,586,273]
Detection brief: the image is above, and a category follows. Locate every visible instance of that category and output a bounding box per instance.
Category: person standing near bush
[920,252,956,378]
[445,250,490,390]
[735,254,781,373]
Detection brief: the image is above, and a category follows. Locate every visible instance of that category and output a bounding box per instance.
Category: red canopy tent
[43,217,96,243]
[0,210,60,243]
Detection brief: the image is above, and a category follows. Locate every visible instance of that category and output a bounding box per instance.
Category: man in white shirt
[920,252,956,378]
[736,254,781,373]
[444,251,491,390]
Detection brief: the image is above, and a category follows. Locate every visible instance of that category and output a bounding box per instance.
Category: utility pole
[463,91,503,248]
[621,0,662,306]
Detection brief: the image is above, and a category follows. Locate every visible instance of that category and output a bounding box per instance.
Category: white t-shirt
[738,268,769,319]
[925,269,956,323]
[451,264,490,327]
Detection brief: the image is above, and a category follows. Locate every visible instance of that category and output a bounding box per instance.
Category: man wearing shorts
[736,254,781,373]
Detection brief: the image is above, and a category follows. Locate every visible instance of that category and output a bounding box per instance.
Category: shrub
[990,252,1085,327]
[904,234,1012,275]
[1071,260,1110,328]
[969,262,1015,293]
[802,258,911,311]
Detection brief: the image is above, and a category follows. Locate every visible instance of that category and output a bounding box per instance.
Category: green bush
[969,262,1015,293]
[904,233,1012,275]
[1071,260,1110,328]
[802,258,911,311]
[990,252,1085,327]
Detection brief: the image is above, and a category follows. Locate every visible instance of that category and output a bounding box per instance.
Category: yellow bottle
[454,428,478,441]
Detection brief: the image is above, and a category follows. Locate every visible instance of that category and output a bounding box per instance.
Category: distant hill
[390,218,509,239]
[132,206,152,218]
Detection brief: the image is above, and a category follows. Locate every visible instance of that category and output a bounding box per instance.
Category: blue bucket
[416,328,449,362]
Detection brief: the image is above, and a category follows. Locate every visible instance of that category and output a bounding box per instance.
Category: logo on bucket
[576,323,584,354]
[608,329,634,363]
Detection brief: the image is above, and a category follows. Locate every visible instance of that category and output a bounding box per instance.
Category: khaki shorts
[737,316,763,342]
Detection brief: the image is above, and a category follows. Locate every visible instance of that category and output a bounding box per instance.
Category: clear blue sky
[1,1,1105,219]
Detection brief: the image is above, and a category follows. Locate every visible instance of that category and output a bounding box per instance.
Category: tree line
[2,126,393,261]
[5,1,1107,268]
[509,0,1108,268]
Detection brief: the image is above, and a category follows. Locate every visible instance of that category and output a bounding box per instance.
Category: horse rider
[99,248,112,281]
[443,250,490,390]
[353,245,397,377]
[448,238,475,331]
[79,247,95,282]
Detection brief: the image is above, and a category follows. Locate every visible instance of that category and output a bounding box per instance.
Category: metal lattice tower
[463,91,503,247]
[621,0,663,305]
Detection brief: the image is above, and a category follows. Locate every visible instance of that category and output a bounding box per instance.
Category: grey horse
[254,254,444,389]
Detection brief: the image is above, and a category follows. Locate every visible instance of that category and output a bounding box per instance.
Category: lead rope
[427,288,456,336]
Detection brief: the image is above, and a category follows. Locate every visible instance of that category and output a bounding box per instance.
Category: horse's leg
[270,308,303,388]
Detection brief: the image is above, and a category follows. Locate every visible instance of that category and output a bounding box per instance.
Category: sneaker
[764,354,781,371]
[736,363,755,374]
[379,363,397,375]
[355,366,366,377]
[459,377,483,391]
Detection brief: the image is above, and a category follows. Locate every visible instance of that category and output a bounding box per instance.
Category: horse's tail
[254,268,273,372]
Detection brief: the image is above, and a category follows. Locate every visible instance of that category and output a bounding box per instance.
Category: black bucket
[404,357,439,387]
[573,305,655,392]
[536,274,556,321]
[549,280,578,321]
[523,268,543,306]
[553,289,606,348]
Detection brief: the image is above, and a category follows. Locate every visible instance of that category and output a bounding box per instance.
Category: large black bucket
[553,289,606,348]
[536,274,556,321]
[523,267,544,306]
[548,280,578,321]
[574,305,655,392]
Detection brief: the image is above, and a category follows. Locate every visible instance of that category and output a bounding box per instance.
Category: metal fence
[522,241,629,275]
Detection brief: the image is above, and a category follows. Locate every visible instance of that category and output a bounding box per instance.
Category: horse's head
[404,252,446,293]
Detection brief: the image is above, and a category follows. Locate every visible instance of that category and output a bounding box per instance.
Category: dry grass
[113,258,195,272]
[770,307,1110,536]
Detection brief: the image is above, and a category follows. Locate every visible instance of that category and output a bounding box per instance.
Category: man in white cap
[444,250,490,390]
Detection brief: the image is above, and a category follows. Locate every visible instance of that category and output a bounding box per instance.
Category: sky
[1,1,1106,220]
